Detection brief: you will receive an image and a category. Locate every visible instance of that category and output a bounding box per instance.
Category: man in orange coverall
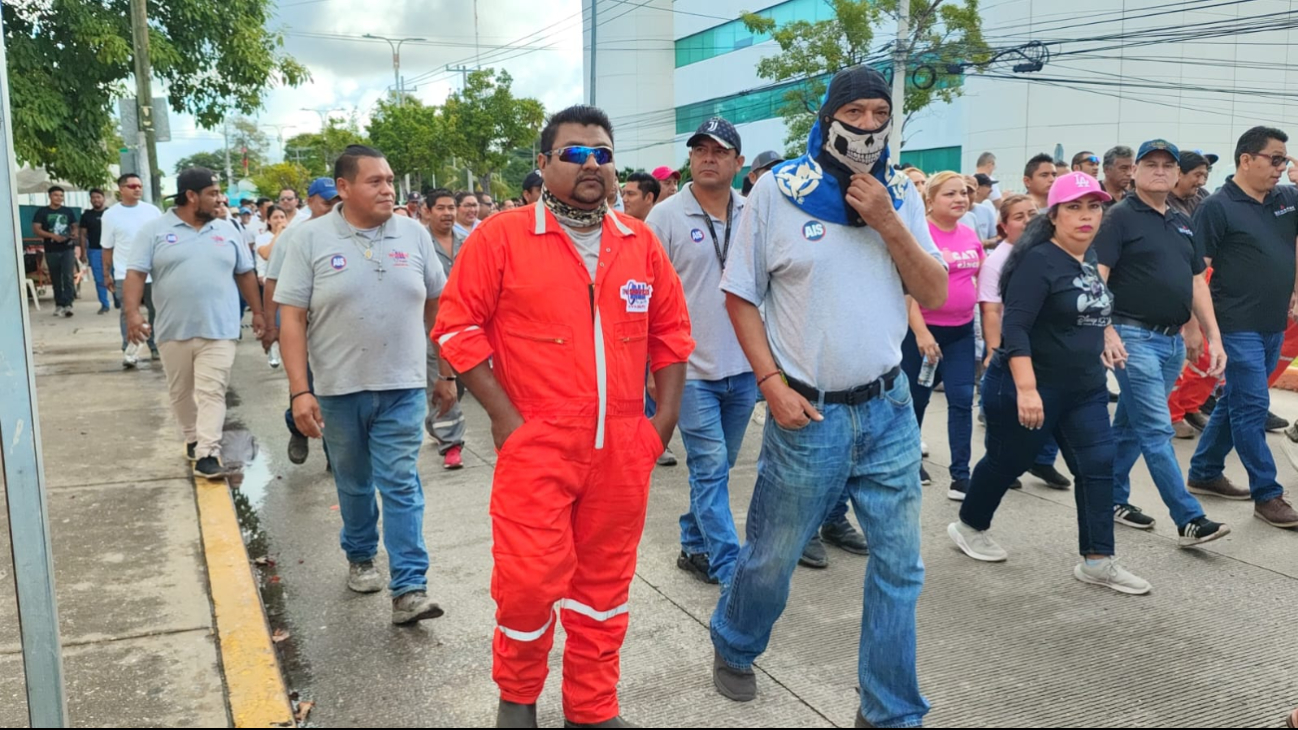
[432,104,694,729]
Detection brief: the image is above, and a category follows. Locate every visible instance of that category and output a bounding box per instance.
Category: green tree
[251,162,311,200]
[3,0,308,189]
[367,97,447,192]
[441,69,544,192]
[283,116,366,176]
[174,151,229,178]
[742,0,989,153]
[228,115,270,174]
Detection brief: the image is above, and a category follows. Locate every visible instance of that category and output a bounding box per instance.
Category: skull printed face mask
[824,117,892,175]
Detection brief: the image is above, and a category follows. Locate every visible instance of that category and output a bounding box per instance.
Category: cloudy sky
[158,0,585,174]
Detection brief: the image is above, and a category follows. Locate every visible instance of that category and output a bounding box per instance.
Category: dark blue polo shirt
[1193,177,1298,334]
[1094,193,1205,329]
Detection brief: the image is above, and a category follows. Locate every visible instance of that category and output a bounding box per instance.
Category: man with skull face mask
[709,65,947,727]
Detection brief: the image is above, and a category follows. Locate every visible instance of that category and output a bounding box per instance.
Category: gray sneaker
[947,521,1007,562]
[1073,557,1151,595]
[391,591,444,625]
[656,447,678,467]
[347,560,384,594]
[712,649,756,702]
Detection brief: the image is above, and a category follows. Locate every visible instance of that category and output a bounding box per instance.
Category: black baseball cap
[750,150,784,172]
[687,117,742,155]
[522,170,543,191]
[974,173,997,187]
[175,167,220,202]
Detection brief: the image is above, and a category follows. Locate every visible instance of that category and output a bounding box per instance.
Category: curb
[194,477,295,728]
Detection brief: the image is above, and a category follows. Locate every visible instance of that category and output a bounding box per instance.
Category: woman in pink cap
[946,171,1153,596]
[901,171,984,499]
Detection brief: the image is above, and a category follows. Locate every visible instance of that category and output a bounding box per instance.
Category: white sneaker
[122,342,140,369]
[921,440,929,457]
[1073,557,1151,595]
[267,342,281,369]
[52,306,64,317]
[947,521,1007,562]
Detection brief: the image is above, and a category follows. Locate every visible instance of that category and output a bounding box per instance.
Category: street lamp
[300,107,344,129]
[363,34,426,104]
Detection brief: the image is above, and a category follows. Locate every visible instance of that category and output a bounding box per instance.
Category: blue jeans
[1189,331,1285,503]
[1112,326,1204,527]
[901,322,976,481]
[677,374,758,585]
[963,360,1115,556]
[712,374,928,727]
[86,249,113,309]
[317,388,429,596]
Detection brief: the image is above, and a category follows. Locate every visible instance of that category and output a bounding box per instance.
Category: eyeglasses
[123,184,143,190]
[1082,155,1099,164]
[1253,153,1291,168]
[546,145,614,166]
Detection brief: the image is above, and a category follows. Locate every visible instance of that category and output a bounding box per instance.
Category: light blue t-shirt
[127,211,254,344]
[720,172,944,391]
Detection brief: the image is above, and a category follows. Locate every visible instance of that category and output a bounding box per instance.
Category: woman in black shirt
[946,172,1153,596]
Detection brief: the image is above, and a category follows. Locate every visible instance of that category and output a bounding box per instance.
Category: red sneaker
[442,445,464,470]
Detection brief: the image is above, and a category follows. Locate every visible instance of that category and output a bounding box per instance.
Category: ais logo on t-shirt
[330,255,347,270]
[164,233,178,244]
[690,229,705,243]
[802,220,826,241]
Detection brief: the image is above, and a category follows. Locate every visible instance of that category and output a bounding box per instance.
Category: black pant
[45,248,76,308]
[960,359,1116,556]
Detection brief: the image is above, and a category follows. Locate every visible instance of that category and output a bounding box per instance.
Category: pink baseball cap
[651,165,681,181]
[1047,171,1113,207]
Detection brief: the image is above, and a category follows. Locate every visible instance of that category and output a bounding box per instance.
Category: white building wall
[589,0,1298,187]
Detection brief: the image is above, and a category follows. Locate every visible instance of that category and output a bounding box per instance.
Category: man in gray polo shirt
[708,67,947,728]
[276,145,452,626]
[123,168,263,480]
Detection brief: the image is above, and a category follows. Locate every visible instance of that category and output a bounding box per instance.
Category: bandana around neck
[542,185,607,229]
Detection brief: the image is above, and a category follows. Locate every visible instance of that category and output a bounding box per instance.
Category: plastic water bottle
[267,342,281,369]
[917,357,938,388]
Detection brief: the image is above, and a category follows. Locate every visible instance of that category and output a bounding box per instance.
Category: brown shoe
[1172,420,1196,440]
[1254,496,1298,528]
[1187,476,1251,501]
[1287,708,1297,728]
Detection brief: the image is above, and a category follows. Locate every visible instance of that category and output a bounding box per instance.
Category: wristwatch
[438,374,457,382]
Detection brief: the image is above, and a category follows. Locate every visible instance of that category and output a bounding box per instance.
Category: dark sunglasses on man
[546,145,614,166]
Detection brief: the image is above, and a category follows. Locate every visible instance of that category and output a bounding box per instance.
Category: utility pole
[365,34,426,105]
[447,64,472,90]
[589,0,598,106]
[129,0,156,203]
[222,118,233,187]
[474,0,482,68]
[888,0,909,155]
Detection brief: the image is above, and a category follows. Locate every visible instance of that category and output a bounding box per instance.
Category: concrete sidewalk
[228,340,1298,728]
[0,302,287,727]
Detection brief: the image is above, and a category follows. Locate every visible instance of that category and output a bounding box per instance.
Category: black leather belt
[786,367,901,406]
[1111,315,1181,337]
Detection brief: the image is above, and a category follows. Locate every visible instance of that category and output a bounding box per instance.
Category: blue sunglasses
[547,145,614,166]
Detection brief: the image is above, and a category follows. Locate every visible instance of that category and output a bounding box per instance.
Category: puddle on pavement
[220,404,317,723]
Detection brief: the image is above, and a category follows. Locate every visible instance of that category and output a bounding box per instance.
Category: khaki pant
[157,338,237,459]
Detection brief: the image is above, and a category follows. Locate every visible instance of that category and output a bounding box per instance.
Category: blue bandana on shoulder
[770,115,908,226]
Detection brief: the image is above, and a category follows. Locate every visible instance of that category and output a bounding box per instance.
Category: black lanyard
[692,187,733,269]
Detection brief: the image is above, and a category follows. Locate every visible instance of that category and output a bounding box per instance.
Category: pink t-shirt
[921,221,984,326]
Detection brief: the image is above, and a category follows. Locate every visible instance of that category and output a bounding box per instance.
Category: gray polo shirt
[646,182,751,381]
[126,211,254,344]
[720,172,943,391]
[273,207,447,397]
[264,223,304,281]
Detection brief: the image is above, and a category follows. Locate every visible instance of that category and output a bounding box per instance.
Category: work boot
[391,590,444,625]
[1028,464,1071,490]
[347,560,384,594]
[1254,495,1298,528]
[1185,411,1209,431]
[798,535,828,569]
[564,716,635,728]
[713,649,756,702]
[1173,420,1197,439]
[1287,421,1298,444]
[855,710,876,728]
[1266,410,1290,432]
[676,550,719,585]
[288,432,309,465]
[1187,475,1251,500]
[496,700,538,728]
[821,519,869,555]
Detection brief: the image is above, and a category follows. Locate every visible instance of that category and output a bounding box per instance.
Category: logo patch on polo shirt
[388,250,410,267]
[1176,225,1194,236]
[1275,205,1296,217]
[620,279,653,313]
[690,228,705,243]
[212,235,226,243]
[802,220,826,241]
[164,233,177,243]
[330,255,347,270]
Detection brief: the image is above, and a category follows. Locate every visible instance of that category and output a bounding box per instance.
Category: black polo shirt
[1094,194,1205,329]
[1194,177,1298,333]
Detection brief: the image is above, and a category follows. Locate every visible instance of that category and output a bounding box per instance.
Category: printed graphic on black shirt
[1073,260,1112,327]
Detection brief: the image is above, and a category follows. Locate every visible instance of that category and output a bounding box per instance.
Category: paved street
[11,313,1298,727]
[223,332,1298,728]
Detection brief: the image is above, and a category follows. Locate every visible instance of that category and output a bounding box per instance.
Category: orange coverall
[432,203,693,723]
